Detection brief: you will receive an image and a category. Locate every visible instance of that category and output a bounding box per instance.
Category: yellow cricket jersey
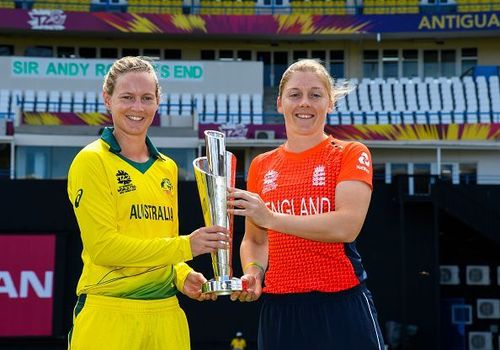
[67,127,193,299]
[230,338,247,349]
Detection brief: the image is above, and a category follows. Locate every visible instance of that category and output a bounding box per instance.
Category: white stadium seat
[204,93,216,123]
[181,93,192,116]
[169,93,181,116]
[240,94,251,124]
[23,90,35,112]
[0,89,10,116]
[252,94,263,124]
[48,91,61,112]
[61,91,73,112]
[228,93,239,123]
[85,91,97,112]
[35,90,48,112]
[73,91,85,113]
[216,93,228,123]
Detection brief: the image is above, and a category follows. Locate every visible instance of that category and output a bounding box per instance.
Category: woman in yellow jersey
[67,56,229,350]
[228,59,385,349]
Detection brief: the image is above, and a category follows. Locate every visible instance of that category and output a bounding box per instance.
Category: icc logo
[28,9,67,30]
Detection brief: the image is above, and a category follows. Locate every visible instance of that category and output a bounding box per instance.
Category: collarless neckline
[279,136,334,159]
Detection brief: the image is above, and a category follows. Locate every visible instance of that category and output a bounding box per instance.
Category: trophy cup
[193,130,243,295]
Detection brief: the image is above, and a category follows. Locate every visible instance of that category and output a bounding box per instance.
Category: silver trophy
[193,130,243,295]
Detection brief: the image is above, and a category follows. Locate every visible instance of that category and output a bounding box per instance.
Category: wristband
[244,261,265,277]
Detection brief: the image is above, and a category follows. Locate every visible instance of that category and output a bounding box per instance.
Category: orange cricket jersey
[247,136,373,294]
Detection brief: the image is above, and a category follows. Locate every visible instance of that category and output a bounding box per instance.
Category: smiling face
[104,71,159,139]
[277,70,334,140]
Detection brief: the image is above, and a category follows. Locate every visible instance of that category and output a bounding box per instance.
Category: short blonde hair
[103,56,161,98]
[278,59,352,104]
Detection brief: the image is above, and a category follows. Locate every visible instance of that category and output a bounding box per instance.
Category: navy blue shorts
[258,283,385,350]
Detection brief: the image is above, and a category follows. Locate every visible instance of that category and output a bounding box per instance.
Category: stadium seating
[4,0,500,15]
[0,0,14,8]
[0,89,11,118]
[328,76,500,125]
[291,0,347,15]
[363,0,419,15]
[33,0,91,12]
[127,0,182,14]
[456,0,499,12]
[4,75,500,126]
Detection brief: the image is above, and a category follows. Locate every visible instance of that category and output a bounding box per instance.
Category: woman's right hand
[230,274,263,303]
[188,225,230,257]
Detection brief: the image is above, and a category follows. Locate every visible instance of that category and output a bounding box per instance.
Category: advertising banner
[199,122,500,141]
[10,57,204,81]
[0,8,499,35]
[0,235,56,336]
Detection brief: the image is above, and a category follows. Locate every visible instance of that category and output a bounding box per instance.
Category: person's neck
[284,132,329,153]
[113,130,150,163]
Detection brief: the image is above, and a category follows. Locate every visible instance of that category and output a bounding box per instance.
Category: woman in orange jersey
[228,59,385,350]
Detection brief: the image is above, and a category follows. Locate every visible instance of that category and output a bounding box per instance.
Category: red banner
[0,235,56,336]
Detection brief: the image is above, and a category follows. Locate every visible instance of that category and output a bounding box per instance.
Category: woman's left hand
[182,271,217,301]
[227,187,274,229]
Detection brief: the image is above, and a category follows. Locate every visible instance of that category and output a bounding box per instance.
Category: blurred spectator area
[2,0,500,15]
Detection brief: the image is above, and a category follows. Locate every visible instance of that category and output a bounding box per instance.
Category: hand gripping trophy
[193,130,243,295]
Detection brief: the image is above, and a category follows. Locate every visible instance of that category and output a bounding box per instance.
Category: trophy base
[202,277,243,295]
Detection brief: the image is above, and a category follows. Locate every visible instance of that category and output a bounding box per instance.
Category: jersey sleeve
[173,262,194,291]
[246,154,263,193]
[67,150,193,267]
[337,142,373,190]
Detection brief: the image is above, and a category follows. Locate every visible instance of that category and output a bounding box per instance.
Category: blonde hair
[103,56,161,98]
[278,59,352,104]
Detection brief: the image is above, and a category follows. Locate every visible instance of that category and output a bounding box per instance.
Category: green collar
[100,127,164,161]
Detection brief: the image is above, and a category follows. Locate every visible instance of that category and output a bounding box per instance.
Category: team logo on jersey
[116,170,136,194]
[262,170,278,194]
[356,152,371,174]
[161,178,173,194]
[312,165,326,186]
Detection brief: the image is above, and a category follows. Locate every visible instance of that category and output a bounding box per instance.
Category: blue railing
[18,96,196,116]
[0,113,14,120]
[326,110,500,125]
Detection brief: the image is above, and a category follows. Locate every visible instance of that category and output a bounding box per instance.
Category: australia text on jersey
[129,204,174,221]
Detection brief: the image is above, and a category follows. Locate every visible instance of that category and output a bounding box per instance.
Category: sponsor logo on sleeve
[74,189,83,208]
[356,152,371,173]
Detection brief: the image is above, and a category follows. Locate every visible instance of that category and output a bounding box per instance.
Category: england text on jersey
[265,196,331,216]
